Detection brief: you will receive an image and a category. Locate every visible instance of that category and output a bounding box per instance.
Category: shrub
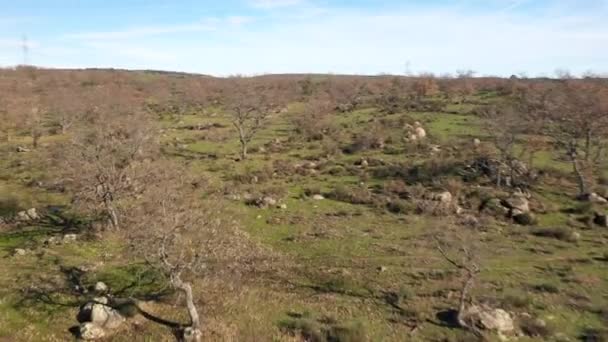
[579,327,608,342]
[328,185,375,205]
[279,318,325,342]
[326,322,366,342]
[513,212,537,226]
[501,294,532,310]
[520,317,554,338]
[532,283,560,294]
[386,200,414,214]
[531,227,577,242]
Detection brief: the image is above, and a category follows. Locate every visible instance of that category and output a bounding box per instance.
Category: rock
[94,282,108,294]
[415,127,427,139]
[434,191,453,204]
[26,208,39,220]
[13,248,27,256]
[409,134,418,142]
[462,305,514,333]
[473,138,481,147]
[182,327,202,342]
[63,234,78,243]
[91,303,125,329]
[480,198,510,217]
[571,231,581,241]
[78,298,125,330]
[513,212,536,226]
[278,203,287,210]
[460,214,480,228]
[360,159,369,168]
[593,211,608,227]
[586,193,608,204]
[16,208,40,222]
[44,236,61,246]
[262,197,277,207]
[377,266,387,272]
[312,194,325,200]
[79,322,105,340]
[503,194,530,216]
[430,145,441,153]
[16,146,30,153]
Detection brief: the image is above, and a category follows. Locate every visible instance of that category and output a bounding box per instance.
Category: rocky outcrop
[462,305,514,333]
[76,297,125,340]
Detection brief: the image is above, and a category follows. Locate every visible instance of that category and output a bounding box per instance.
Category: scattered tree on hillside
[435,232,481,336]
[55,94,157,229]
[537,81,608,196]
[225,82,279,160]
[291,95,336,141]
[129,163,271,341]
[413,74,440,99]
[479,103,531,187]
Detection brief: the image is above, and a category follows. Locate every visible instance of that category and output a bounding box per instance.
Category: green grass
[1,99,607,341]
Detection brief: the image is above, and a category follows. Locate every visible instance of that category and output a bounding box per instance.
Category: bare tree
[129,162,271,341]
[536,81,608,196]
[224,81,279,160]
[291,95,336,141]
[479,103,530,187]
[54,93,157,229]
[435,233,481,336]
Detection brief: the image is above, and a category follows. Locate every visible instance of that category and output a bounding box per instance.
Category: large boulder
[415,126,427,139]
[502,193,530,216]
[94,282,108,294]
[78,297,125,330]
[433,191,453,204]
[79,322,105,340]
[584,193,608,204]
[462,305,514,333]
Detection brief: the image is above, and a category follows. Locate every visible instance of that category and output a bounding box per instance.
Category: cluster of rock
[463,157,532,187]
[76,282,127,340]
[243,194,287,209]
[16,208,40,222]
[480,190,535,225]
[420,190,463,215]
[12,233,80,257]
[404,121,427,142]
[582,193,608,228]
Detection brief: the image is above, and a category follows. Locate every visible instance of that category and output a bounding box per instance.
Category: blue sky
[0,0,607,76]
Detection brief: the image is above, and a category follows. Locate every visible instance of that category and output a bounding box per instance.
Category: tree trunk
[104,199,119,229]
[240,142,248,160]
[569,152,587,197]
[172,277,201,342]
[457,274,474,328]
[32,130,40,149]
[584,129,592,162]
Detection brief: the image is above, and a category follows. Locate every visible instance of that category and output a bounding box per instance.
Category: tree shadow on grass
[14,260,188,340]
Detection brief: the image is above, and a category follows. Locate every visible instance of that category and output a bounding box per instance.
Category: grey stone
[79,322,105,340]
[94,282,108,294]
[63,234,78,243]
[13,248,27,256]
[462,305,514,333]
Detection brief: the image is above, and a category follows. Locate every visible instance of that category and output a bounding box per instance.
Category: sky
[0,0,607,76]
